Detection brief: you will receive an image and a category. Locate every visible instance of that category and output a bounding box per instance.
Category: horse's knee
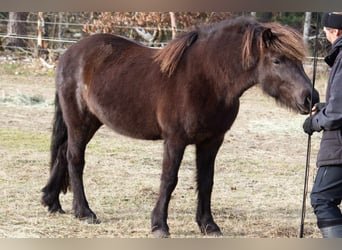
[66,147,86,174]
[67,147,84,163]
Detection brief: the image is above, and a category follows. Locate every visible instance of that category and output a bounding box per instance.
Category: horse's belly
[93,104,162,140]
[108,121,162,140]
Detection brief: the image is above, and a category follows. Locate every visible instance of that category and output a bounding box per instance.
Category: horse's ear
[262,28,275,48]
[187,31,198,47]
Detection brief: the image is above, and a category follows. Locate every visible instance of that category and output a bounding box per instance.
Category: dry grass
[0,63,327,238]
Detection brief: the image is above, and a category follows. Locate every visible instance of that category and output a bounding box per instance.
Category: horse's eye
[272,58,281,65]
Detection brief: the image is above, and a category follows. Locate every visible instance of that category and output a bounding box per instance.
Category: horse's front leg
[151,137,186,238]
[195,136,224,236]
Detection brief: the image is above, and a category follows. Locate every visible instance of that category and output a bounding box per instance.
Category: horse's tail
[50,91,70,193]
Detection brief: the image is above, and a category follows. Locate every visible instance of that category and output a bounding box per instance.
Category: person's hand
[303,116,314,135]
[311,102,325,115]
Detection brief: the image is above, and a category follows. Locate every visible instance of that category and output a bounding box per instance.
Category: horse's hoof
[43,201,65,214]
[48,206,66,214]
[55,208,66,214]
[76,210,101,224]
[86,217,101,224]
[79,216,101,224]
[200,224,223,237]
[205,230,223,237]
[152,229,170,238]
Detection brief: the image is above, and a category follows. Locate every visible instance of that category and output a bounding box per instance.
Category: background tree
[83,12,235,46]
[6,12,29,49]
[0,12,330,59]
[303,12,312,45]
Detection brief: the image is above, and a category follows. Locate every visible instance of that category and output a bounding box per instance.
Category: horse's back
[56,33,163,140]
[57,33,145,75]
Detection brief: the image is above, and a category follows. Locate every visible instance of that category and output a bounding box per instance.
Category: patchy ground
[0,61,326,238]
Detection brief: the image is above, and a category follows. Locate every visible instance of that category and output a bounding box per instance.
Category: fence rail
[0,15,187,55]
[0,34,79,44]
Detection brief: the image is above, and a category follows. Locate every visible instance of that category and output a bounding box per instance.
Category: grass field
[0,61,326,238]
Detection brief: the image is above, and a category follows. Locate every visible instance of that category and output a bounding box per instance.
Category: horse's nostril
[297,94,314,115]
[306,89,320,108]
[305,96,312,108]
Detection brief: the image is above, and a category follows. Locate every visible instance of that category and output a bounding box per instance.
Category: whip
[299,12,320,238]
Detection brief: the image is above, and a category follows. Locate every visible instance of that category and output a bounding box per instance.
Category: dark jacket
[311,35,342,167]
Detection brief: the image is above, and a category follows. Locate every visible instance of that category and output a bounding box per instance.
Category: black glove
[303,116,314,135]
[314,102,325,112]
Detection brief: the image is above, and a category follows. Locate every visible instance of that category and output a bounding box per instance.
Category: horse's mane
[154,18,307,76]
[242,21,307,69]
[154,31,198,77]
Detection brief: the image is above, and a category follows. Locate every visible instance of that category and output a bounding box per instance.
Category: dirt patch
[0,65,326,238]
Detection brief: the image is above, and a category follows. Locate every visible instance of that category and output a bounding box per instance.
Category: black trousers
[311,166,342,228]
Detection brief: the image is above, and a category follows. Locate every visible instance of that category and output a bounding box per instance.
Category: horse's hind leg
[66,118,102,224]
[195,136,224,236]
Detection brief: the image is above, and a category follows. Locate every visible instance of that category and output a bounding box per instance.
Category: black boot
[320,225,342,238]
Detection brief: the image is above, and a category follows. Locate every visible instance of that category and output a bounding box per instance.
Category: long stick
[299,12,320,238]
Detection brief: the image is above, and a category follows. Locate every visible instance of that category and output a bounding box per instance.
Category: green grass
[0,60,55,77]
[0,129,50,152]
[0,63,23,75]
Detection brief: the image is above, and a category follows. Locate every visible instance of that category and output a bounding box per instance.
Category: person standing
[303,12,342,238]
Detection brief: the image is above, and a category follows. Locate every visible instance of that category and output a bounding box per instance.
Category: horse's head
[243,22,320,114]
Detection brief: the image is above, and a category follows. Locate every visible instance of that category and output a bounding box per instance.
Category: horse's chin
[299,110,309,115]
[296,102,310,115]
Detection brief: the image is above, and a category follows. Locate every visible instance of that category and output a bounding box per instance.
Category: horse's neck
[205,67,258,104]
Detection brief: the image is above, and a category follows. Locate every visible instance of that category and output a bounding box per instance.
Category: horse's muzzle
[298,89,320,115]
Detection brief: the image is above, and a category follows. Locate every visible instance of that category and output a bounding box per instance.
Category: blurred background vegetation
[0,12,329,63]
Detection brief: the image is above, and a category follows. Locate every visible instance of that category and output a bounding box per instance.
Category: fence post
[36,12,44,57]
[169,12,178,39]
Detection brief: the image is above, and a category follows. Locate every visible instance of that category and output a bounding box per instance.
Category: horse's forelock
[241,23,262,70]
[264,22,307,61]
[154,31,198,77]
[241,22,307,70]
